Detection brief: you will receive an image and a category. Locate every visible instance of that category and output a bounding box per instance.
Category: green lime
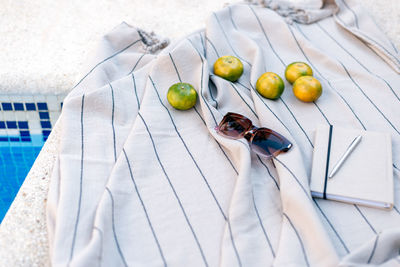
[256,72,285,100]
[292,76,322,102]
[213,55,244,82]
[167,82,198,110]
[285,62,313,84]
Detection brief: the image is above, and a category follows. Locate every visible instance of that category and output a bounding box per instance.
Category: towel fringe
[137,28,170,53]
[244,0,336,24]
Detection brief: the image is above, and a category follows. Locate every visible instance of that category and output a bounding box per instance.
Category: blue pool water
[0,145,43,222]
[0,96,65,223]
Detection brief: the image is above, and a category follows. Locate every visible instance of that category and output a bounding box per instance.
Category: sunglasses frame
[215,112,292,158]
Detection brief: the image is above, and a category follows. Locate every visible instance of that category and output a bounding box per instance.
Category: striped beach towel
[47,0,400,266]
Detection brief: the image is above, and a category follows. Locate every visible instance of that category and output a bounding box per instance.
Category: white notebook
[310,124,394,210]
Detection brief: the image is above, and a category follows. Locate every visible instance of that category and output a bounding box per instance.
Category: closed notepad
[310,124,394,210]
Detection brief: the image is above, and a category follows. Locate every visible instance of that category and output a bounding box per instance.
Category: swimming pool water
[0,146,42,222]
[0,94,65,223]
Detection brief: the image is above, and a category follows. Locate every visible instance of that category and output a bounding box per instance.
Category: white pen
[329,135,363,179]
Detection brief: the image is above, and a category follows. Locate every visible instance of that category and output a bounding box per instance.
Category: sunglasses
[215,112,293,158]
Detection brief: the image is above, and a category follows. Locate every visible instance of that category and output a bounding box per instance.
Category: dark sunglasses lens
[250,128,292,157]
[218,115,252,139]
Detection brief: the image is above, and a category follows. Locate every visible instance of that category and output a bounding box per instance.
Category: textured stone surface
[0,0,398,94]
[0,122,61,267]
[0,0,398,266]
[0,0,229,94]
[362,0,400,49]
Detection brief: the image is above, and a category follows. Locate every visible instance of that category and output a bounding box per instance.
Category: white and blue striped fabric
[47,1,400,266]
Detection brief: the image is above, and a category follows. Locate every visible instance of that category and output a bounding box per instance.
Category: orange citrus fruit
[292,76,322,102]
[256,72,285,100]
[285,62,313,84]
[213,56,243,82]
[167,82,198,110]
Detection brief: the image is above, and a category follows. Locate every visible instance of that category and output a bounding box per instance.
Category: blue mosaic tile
[0,95,66,222]
[13,103,24,111]
[18,121,29,129]
[2,103,13,111]
[42,130,51,137]
[40,121,51,129]
[6,121,17,129]
[37,103,48,110]
[39,112,49,120]
[20,131,30,137]
[25,103,36,111]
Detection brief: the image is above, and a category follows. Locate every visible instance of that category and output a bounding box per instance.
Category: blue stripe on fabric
[213,12,252,66]
[229,83,258,119]
[131,73,140,110]
[231,7,356,255]
[187,38,280,261]
[341,0,400,57]
[150,64,243,265]
[335,14,400,65]
[340,0,359,28]
[283,213,310,267]
[229,6,312,147]
[205,36,220,58]
[289,16,400,230]
[122,149,167,266]
[105,187,128,267]
[340,62,400,135]
[199,33,207,59]
[367,234,379,264]
[315,22,400,103]
[169,53,182,83]
[291,23,366,130]
[72,38,141,89]
[109,83,117,162]
[273,157,311,199]
[294,22,400,175]
[128,52,147,75]
[69,94,85,262]
[137,112,209,267]
[186,38,238,173]
[252,192,276,257]
[313,200,350,253]
[353,205,377,234]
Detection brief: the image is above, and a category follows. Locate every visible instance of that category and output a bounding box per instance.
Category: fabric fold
[246,0,400,73]
[333,0,400,74]
[47,2,400,266]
